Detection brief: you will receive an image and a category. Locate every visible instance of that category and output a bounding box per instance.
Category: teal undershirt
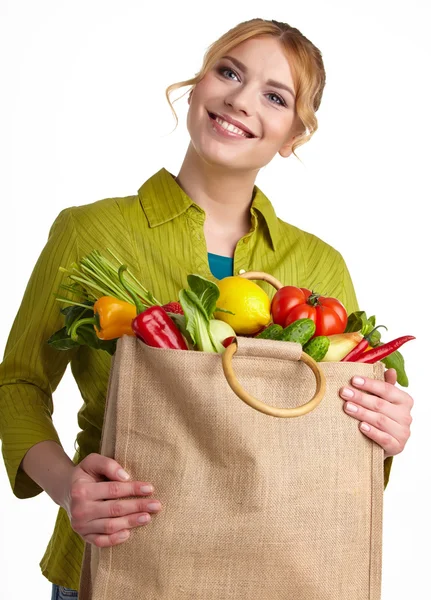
[208,252,234,280]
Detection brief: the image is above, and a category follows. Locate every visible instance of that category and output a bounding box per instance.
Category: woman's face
[187,35,300,173]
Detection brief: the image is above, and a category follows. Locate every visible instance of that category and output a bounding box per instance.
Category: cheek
[266,114,294,141]
[191,76,216,104]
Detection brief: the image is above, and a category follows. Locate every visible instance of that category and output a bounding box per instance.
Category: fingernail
[118,530,130,540]
[141,485,154,494]
[352,376,365,386]
[346,402,358,413]
[147,501,161,511]
[138,514,150,523]
[341,387,354,399]
[360,422,371,432]
[117,469,130,481]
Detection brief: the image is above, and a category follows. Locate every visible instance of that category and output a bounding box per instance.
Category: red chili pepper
[353,335,415,364]
[132,305,188,349]
[118,265,187,350]
[341,325,387,362]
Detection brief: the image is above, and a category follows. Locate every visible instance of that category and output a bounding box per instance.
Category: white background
[0,1,429,598]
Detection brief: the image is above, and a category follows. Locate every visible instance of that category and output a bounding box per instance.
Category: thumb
[79,453,131,482]
[384,368,397,386]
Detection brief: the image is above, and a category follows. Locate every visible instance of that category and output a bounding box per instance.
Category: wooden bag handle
[221,271,326,418]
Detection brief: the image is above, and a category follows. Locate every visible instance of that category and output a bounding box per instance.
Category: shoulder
[47,193,142,261]
[276,216,358,312]
[276,216,345,264]
[52,193,140,237]
[63,194,139,224]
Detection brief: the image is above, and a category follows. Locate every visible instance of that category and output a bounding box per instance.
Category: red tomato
[271,286,308,326]
[283,303,316,326]
[271,286,347,337]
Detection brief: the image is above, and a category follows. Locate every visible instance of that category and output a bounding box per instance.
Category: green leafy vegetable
[382,351,409,387]
[47,327,80,351]
[48,304,117,356]
[61,303,93,331]
[345,311,382,346]
[178,274,226,353]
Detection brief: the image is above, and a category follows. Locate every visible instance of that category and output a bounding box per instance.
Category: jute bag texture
[79,334,384,600]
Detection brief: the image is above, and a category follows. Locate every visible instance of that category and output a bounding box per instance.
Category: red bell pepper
[132,305,187,349]
[119,266,187,350]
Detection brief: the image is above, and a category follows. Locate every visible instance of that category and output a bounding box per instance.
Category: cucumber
[255,324,283,340]
[278,318,316,345]
[303,336,330,362]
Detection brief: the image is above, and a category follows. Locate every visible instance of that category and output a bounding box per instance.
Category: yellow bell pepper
[93,296,137,340]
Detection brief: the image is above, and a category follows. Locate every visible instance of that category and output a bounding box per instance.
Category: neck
[175,143,258,234]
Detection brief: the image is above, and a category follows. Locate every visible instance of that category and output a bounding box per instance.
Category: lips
[207,111,256,138]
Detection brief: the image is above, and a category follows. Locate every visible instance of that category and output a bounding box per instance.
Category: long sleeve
[0,208,79,498]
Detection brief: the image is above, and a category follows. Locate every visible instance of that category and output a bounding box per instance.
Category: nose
[224,84,256,116]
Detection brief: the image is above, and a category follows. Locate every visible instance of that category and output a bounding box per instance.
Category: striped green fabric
[0,167,392,590]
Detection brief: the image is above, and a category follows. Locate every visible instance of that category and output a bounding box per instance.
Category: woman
[0,18,413,598]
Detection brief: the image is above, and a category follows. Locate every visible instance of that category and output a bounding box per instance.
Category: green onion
[57,249,162,308]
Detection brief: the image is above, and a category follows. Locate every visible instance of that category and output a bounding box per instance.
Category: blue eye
[217,66,287,107]
[218,67,239,81]
[267,92,285,106]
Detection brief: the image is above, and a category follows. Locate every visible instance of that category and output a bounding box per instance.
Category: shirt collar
[138,167,280,251]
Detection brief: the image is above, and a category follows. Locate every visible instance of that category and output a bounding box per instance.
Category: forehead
[224,36,294,87]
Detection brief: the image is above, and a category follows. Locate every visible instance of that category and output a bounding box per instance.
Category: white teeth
[215,116,250,137]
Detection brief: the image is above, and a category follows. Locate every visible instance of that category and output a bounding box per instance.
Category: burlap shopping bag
[79,332,385,600]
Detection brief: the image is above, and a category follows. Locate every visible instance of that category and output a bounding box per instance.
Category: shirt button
[238,269,246,275]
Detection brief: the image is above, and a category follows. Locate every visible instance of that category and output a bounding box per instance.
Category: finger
[85,529,132,548]
[343,398,405,440]
[80,453,135,483]
[385,368,397,386]
[339,386,399,421]
[356,421,402,456]
[86,497,162,521]
[349,375,405,404]
[85,480,155,502]
[78,511,152,537]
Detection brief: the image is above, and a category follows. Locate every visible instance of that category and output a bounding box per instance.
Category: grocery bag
[78,328,385,599]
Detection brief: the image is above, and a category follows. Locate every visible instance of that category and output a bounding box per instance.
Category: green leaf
[168,313,194,347]
[368,327,383,347]
[179,288,217,352]
[187,274,220,319]
[382,351,409,387]
[345,311,367,333]
[47,327,80,350]
[98,338,117,356]
[345,311,386,347]
[48,324,117,355]
[61,303,93,330]
[75,326,117,355]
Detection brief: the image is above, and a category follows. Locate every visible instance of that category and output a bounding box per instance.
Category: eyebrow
[221,55,296,100]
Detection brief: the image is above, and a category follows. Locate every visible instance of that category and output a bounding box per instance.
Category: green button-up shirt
[0,167,392,590]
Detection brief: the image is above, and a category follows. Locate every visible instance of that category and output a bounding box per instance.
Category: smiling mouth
[208,112,255,138]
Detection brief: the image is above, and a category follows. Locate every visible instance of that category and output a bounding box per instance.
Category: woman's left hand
[339,369,413,458]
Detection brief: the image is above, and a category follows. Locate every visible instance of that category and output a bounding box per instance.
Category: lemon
[215,276,271,335]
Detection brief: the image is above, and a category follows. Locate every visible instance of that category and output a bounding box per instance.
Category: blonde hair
[165,18,326,158]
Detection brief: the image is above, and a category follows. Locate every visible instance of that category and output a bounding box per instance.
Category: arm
[20,440,75,506]
[0,208,79,498]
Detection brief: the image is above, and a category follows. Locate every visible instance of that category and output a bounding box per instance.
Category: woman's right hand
[61,453,162,548]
